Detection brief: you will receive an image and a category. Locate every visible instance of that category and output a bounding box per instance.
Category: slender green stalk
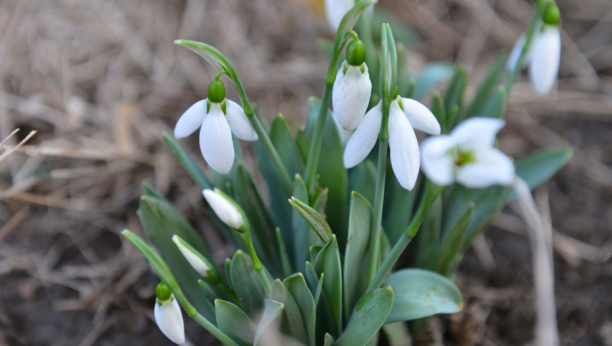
[192,313,241,346]
[366,183,445,292]
[243,232,272,293]
[505,0,546,94]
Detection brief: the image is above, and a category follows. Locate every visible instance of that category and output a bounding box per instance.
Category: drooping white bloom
[155,295,185,345]
[172,235,210,277]
[343,98,440,190]
[420,117,514,188]
[529,25,561,96]
[332,61,372,131]
[325,0,355,32]
[203,189,244,229]
[174,99,257,174]
[507,34,533,73]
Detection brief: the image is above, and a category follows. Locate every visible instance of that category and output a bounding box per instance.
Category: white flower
[172,235,210,277]
[530,25,561,96]
[155,295,185,345]
[332,61,372,131]
[420,117,514,188]
[343,98,439,190]
[507,34,533,73]
[203,189,244,229]
[174,99,257,174]
[331,111,352,146]
[325,0,355,31]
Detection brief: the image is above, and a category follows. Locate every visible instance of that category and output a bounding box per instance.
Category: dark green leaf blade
[230,250,267,317]
[216,300,256,346]
[314,235,343,338]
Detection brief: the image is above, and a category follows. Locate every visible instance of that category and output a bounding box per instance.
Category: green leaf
[334,1,376,59]
[313,235,343,337]
[382,322,412,346]
[382,161,415,246]
[334,287,394,346]
[415,62,454,100]
[510,147,573,201]
[216,300,256,346]
[348,160,377,205]
[296,98,349,249]
[432,204,474,276]
[310,245,324,263]
[142,181,171,204]
[137,196,215,320]
[479,85,507,119]
[292,175,312,270]
[254,300,284,345]
[290,197,332,243]
[284,274,317,346]
[463,53,507,120]
[270,280,309,345]
[444,66,468,128]
[162,132,213,190]
[344,192,374,320]
[324,333,335,346]
[276,227,293,278]
[415,196,442,269]
[384,269,463,323]
[430,91,446,134]
[232,164,281,275]
[230,250,267,317]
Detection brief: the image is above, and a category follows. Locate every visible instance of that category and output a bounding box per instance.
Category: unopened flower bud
[154,283,185,345]
[203,189,245,230]
[172,235,210,277]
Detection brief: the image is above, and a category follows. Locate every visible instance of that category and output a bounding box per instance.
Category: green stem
[192,313,241,346]
[505,0,546,94]
[366,183,445,292]
[243,232,272,293]
[365,138,388,285]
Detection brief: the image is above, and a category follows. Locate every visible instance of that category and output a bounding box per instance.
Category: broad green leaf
[382,322,411,346]
[384,269,463,323]
[510,147,573,201]
[225,258,232,288]
[138,196,215,320]
[444,66,468,129]
[254,300,284,345]
[142,181,170,204]
[349,160,377,205]
[344,192,374,319]
[290,197,332,242]
[479,85,507,119]
[334,287,394,346]
[463,53,507,120]
[415,196,442,269]
[270,280,309,345]
[232,164,281,275]
[216,300,256,346]
[432,204,474,276]
[296,98,348,249]
[162,132,213,190]
[230,250,267,317]
[292,175,311,270]
[310,245,323,263]
[324,333,335,346]
[284,274,316,346]
[314,235,343,337]
[415,62,454,100]
[383,161,415,246]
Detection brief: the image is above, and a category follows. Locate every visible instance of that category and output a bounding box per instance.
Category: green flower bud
[542,2,560,26]
[346,39,366,67]
[155,282,172,301]
[207,79,226,103]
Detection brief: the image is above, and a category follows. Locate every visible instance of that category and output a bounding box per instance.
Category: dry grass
[0,0,611,344]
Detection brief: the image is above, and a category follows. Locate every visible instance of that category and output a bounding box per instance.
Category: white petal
[456,148,515,188]
[155,296,185,344]
[203,189,244,229]
[420,135,456,186]
[343,101,382,168]
[388,101,420,190]
[451,117,505,149]
[332,62,372,131]
[331,111,352,146]
[507,34,533,73]
[325,0,355,31]
[400,98,441,135]
[200,104,235,174]
[225,100,258,141]
[530,26,561,96]
[174,99,206,138]
[172,235,209,277]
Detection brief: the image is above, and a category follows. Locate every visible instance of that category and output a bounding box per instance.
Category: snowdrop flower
[332,37,372,131]
[420,117,514,188]
[325,0,375,31]
[174,78,257,174]
[154,283,185,345]
[343,96,440,190]
[507,34,532,73]
[203,189,244,230]
[172,235,210,277]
